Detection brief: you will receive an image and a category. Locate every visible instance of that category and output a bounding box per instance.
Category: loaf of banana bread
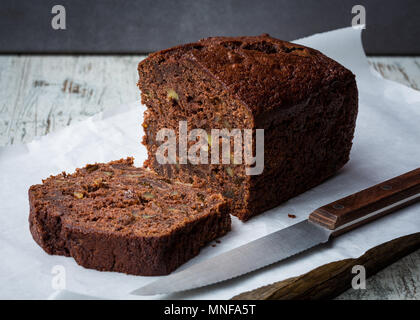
[138,34,358,221]
[29,158,230,276]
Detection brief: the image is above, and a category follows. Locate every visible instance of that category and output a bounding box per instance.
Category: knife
[131,168,420,296]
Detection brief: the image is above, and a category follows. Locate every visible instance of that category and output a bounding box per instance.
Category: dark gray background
[0,0,419,55]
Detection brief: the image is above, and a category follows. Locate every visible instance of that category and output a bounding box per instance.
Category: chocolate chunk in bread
[138,34,358,221]
[29,158,230,276]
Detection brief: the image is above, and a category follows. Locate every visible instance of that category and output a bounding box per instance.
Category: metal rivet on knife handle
[309,168,420,236]
[381,185,393,191]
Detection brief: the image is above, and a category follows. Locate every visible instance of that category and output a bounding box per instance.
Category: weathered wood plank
[232,233,420,300]
[0,55,145,145]
[368,56,420,91]
[337,244,420,299]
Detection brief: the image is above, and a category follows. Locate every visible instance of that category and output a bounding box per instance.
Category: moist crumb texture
[138,34,358,221]
[28,158,231,276]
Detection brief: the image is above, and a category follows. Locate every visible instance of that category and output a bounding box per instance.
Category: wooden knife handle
[309,168,420,236]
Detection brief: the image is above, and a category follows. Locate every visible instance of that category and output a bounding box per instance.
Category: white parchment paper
[1,27,420,300]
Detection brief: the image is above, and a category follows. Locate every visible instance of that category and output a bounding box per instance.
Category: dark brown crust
[137,34,358,221]
[139,34,354,117]
[28,158,231,276]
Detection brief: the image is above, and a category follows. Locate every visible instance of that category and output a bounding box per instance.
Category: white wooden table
[0,55,419,299]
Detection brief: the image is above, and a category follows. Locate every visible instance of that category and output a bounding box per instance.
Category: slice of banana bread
[29,158,230,276]
[138,34,358,221]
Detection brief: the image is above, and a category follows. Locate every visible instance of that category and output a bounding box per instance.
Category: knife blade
[131,167,420,296]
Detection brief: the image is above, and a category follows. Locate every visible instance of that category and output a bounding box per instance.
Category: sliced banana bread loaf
[29,158,230,276]
[138,34,358,221]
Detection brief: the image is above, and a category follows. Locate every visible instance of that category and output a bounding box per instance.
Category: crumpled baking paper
[1,27,420,299]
